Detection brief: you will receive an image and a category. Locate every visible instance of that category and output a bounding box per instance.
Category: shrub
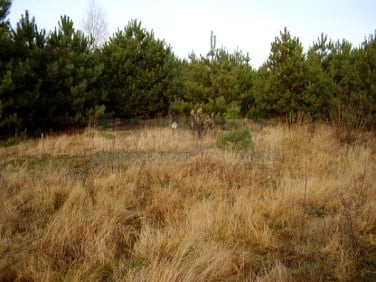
[216,129,251,151]
[190,108,215,138]
[223,102,241,130]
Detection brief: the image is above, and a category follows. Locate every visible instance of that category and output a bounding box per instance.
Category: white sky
[8,0,376,67]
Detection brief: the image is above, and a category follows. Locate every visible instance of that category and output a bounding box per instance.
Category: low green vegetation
[216,129,251,151]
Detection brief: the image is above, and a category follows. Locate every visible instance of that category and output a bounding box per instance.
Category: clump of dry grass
[0,124,375,281]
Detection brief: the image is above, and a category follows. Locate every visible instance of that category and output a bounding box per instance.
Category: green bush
[216,129,251,151]
[223,102,241,129]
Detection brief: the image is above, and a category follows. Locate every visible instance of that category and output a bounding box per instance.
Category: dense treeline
[0,0,375,137]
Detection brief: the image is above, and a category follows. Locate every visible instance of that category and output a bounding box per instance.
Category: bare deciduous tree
[82,0,108,50]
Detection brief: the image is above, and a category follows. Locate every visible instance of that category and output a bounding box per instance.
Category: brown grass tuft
[0,124,375,281]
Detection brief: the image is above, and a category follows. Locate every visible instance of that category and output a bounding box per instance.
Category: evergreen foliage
[0,1,375,137]
[254,27,308,118]
[101,20,177,119]
[173,47,253,118]
[42,15,103,129]
[1,9,46,134]
[216,129,251,151]
[304,42,335,120]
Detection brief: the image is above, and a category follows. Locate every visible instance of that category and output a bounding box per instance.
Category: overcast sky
[8,0,376,67]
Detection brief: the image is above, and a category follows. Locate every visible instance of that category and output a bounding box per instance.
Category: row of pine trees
[0,1,375,137]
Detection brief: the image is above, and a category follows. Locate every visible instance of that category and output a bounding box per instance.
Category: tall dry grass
[0,124,375,281]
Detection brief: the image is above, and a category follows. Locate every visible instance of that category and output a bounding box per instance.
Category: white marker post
[171,121,178,129]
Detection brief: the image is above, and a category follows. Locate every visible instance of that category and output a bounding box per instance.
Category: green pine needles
[216,129,252,151]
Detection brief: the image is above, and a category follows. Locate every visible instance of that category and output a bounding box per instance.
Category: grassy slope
[0,124,375,281]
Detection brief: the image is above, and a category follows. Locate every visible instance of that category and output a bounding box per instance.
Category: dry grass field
[0,123,375,281]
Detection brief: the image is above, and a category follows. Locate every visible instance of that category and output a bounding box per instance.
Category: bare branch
[82,0,108,49]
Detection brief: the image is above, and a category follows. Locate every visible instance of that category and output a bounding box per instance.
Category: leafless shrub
[190,108,216,138]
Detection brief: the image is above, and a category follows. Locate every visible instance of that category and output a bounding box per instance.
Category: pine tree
[359,32,376,126]
[255,27,307,119]
[101,19,177,118]
[325,40,361,126]
[40,15,103,129]
[175,32,254,117]
[0,9,46,135]
[0,0,12,133]
[303,38,335,120]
